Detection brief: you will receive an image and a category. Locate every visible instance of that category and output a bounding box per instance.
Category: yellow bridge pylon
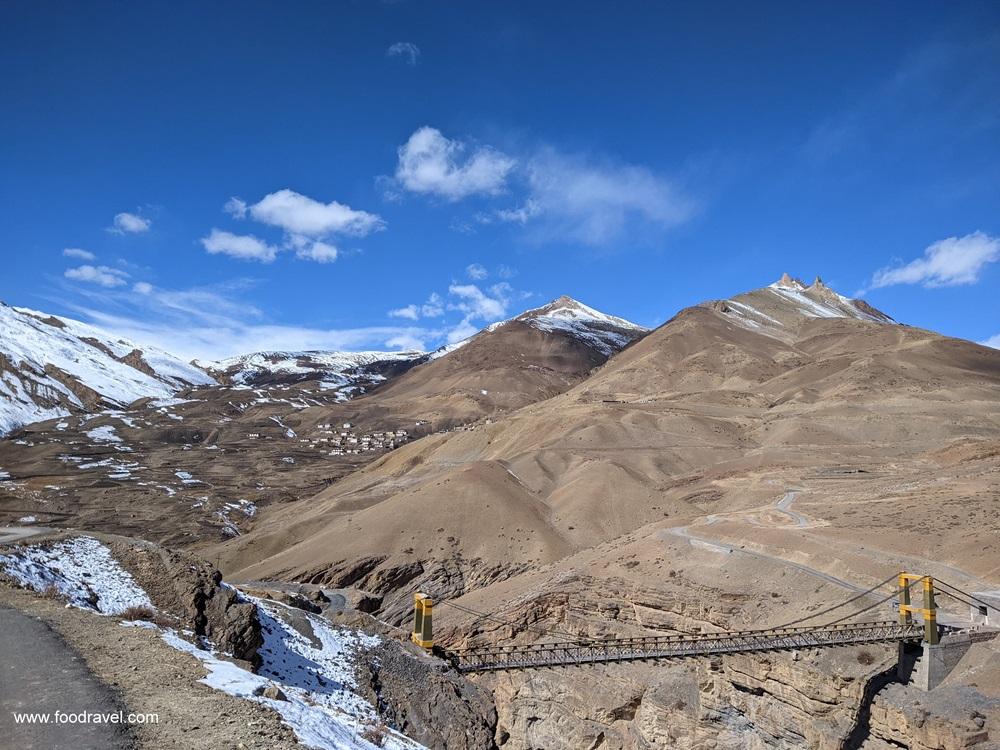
[411,592,434,649]
[898,573,939,645]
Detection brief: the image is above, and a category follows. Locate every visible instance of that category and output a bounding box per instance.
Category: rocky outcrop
[483,646,904,750]
[111,540,263,665]
[866,683,998,749]
[297,555,531,626]
[354,639,499,750]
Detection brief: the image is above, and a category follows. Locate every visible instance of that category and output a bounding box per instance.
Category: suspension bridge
[409,573,997,674]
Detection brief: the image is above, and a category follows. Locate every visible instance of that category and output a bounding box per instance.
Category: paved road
[0,608,134,750]
[775,491,810,528]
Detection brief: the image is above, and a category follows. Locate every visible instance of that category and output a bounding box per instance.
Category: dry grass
[119,605,156,622]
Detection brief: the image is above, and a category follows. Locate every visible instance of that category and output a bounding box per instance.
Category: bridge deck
[451,620,924,673]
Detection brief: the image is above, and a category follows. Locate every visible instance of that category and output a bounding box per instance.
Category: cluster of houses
[304,422,410,456]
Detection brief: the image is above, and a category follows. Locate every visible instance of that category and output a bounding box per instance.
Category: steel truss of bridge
[450,620,924,673]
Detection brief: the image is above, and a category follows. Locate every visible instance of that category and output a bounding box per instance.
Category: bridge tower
[411,592,433,650]
[898,573,939,645]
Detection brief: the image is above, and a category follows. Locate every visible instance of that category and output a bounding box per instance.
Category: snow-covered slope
[708,274,895,338]
[0,302,215,435]
[201,350,427,390]
[516,296,648,356]
[484,295,647,357]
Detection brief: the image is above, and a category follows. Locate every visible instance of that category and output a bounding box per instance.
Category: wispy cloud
[803,36,1000,164]
[393,127,516,201]
[466,263,488,280]
[107,212,151,235]
[59,279,436,361]
[63,247,95,261]
[201,229,278,263]
[390,126,696,246]
[861,231,1000,292]
[981,334,1000,349]
[64,264,129,288]
[388,292,444,321]
[386,42,421,66]
[504,148,695,246]
[388,277,525,344]
[223,197,248,219]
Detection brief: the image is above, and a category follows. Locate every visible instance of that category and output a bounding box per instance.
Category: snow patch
[0,536,152,615]
[161,598,425,750]
[86,425,122,443]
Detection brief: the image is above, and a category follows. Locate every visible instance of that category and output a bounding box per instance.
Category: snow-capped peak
[710,274,895,337]
[514,296,647,357]
[518,295,647,331]
[769,272,808,291]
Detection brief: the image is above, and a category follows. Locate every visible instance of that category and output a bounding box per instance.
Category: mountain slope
[704,274,894,341]
[0,302,215,434]
[0,295,645,548]
[347,296,648,429]
[219,275,1000,623]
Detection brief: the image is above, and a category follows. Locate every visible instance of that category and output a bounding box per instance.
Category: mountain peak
[709,274,895,335]
[773,273,807,290]
[490,296,648,357]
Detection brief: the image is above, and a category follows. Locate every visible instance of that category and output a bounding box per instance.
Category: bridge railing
[450,620,924,673]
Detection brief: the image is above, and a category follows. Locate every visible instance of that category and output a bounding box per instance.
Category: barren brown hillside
[221,276,1000,616]
[215,276,1000,748]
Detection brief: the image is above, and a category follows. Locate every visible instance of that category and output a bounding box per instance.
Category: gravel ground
[0,582,302,750]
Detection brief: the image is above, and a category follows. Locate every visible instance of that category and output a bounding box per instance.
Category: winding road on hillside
[663,491,868,594]
[663,490,988,628]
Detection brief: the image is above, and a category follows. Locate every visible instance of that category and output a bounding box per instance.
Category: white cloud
[388,281,516,346]
[980,334,1000,349]
[446,318,479,344]
[133,281,154,295]
[501,148,695,245]
[448,283,509,320]
[249,189,384,238]
[108,212,151,234]
[385,333,426,350]
[395,127,516,201]
[494,200,542,225]
[63,247,95,261]
[294,240,339,264]
[388,304,420,321]
[223,197,248,219]
[388,292,444,320]
[497,264,516,279]
[865,231,1000,291]
[466,263,488,280]
[208,190,382,264]
[64,265,129,288]
[386,42,421,66]
[201,229,278,263]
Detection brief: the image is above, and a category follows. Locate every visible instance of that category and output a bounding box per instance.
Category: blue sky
[1,2,998,360]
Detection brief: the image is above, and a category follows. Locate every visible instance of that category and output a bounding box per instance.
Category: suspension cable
[433,597,594,643]
[432,573,937,650]
[818,581,920,627]
[766,573,901,630]
[934,578,995,610]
